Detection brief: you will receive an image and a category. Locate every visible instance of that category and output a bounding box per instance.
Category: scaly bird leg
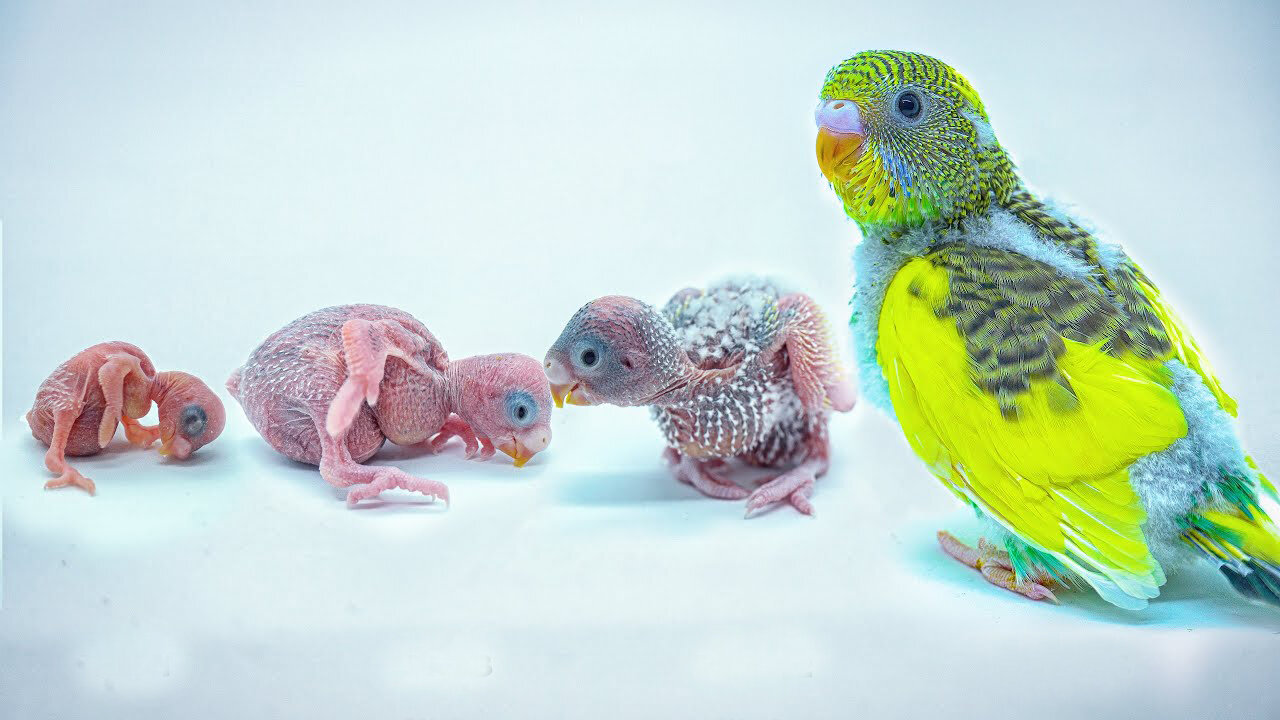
[340,466,451,508]
[744,426,832,517]
[326,318,440,438]
[43,410,95,495]
[664,448,748,500]
[316,417,448,508]
[120,415,161,448]
[937,531,1058,603]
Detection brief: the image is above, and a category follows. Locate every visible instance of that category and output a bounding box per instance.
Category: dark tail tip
[1221,560,1280,608]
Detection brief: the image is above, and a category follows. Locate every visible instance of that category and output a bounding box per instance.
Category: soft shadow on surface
[902,519,1280,630]
[365,440,435,463]
[16,432,224,493]
[237,435,492,509]
[553,466,710,506]
[551,451,801,508]
[348,498,449,513]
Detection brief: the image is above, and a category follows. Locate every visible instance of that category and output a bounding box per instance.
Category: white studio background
[2,2,1279,719]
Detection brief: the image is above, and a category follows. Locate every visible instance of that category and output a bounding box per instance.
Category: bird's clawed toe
[745,470,815,517]
[45,468,95,495]
[938,530,1059,603]
[345,469,449,507]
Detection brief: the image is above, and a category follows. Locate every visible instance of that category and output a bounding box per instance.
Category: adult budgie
[814,49,1279,609]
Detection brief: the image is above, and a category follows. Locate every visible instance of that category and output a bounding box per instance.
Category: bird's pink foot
[120,416,161,448]
[664,448,748,500]
[745,467,815,517]
[430,415,485,459]
[344,468,450,507]
[937,530,1058,603]
[44,466,95,495]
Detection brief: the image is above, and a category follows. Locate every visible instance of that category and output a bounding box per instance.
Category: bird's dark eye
[505,391,537,427]
[580,348,598,367]
[896,91,921,120]
[179,404,207,439]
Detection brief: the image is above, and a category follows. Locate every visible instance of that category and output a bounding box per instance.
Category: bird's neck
[149,371,189,406]
[857,181,1104,271]
[443,356,488,421]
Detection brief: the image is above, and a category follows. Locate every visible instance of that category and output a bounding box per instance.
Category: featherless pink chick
[545,277,856,516]
[27,341,226,495]
[228,304,552,507]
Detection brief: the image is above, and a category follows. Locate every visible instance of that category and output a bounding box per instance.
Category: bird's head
[544,296,689,408]
[154,371,226,460]
[816,50,1016,229]
[449,354,553,468]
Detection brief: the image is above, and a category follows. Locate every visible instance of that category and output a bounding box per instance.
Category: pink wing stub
[773,292,858,414]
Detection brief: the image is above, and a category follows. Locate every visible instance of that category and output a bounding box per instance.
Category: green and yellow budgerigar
[815,50,1279,609]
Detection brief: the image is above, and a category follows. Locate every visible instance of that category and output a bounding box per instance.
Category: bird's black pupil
[180,404,207,438]
[516,405,528,420]
[581,349,597,366]
[898,93,920,118]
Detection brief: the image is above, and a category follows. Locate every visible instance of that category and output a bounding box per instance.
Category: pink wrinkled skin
[228,304,552,507]
[27,341,226,495]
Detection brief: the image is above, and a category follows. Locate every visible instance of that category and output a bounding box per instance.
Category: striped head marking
[816,50,1015,228]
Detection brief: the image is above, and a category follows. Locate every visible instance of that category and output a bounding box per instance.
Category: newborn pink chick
[228,304,552,507]
[545,277,856,516]
[27,341,226,495]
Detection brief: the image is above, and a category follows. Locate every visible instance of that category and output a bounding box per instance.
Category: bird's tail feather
[1184,507,1280,608]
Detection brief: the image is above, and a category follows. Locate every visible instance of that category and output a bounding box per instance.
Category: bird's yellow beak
[497,439,535,468]
[549,382,592,408]
[816,127,865,184]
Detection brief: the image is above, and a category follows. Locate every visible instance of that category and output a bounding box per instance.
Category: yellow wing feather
[880,258,1189,606]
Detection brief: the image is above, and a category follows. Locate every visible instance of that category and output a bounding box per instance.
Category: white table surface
[3,1,1278,717]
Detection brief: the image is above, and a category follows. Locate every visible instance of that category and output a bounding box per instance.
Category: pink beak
[159,434,193,460]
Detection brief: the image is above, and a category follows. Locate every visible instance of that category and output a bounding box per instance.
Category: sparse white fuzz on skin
[654,276,820,466]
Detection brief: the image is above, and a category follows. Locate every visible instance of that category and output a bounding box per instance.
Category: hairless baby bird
[545,277,856,516]
[27,341,225,495]
[229,304,552,507]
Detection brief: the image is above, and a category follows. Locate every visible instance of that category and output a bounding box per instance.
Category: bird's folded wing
[879,254,1188,608]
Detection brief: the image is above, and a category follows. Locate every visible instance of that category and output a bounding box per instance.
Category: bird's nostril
[833,101,845,109]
